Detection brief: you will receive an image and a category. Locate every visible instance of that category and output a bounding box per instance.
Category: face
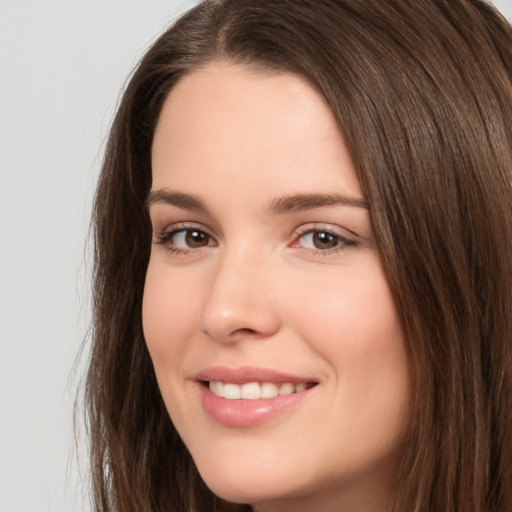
[143,63,409,512]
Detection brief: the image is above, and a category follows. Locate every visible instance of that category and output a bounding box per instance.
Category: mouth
[195,367,319,427]
[204,380,317,400]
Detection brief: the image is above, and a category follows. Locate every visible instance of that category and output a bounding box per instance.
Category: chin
[195,454,303,506]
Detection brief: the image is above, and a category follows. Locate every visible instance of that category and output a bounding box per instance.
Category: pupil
[313,231,337,249]
[186,230,208,247]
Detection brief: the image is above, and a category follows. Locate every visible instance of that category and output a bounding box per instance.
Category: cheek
[286,259,409,418]
[142,261,199,365]
[288,260,403,356]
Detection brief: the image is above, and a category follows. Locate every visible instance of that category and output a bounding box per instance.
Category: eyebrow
[145,189,369,214]
[145,190,209,213]
[266,192,369,214]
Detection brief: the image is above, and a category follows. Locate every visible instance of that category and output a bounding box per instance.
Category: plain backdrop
[0,1,510,511]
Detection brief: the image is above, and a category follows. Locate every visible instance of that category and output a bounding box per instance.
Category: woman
[85,0,512,511]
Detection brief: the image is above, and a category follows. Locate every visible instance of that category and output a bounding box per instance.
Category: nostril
[201,325,265,343]
[232,327,258,337]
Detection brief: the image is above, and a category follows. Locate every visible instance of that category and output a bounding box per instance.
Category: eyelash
[292,225,356,256]
[153,223,357,257]
[154,222,214,256]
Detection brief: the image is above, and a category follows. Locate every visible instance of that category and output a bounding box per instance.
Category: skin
[143,62,410,512]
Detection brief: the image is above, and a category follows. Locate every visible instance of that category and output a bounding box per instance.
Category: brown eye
[295,229,352,252]
[183,229,210,248]
[158,228,214,250]
[311,231,339,249]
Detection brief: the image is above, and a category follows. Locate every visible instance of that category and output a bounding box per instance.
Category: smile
[208,380,311,399]
[195,367,318,427]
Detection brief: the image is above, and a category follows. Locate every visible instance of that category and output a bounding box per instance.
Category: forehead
[151,62,362,201]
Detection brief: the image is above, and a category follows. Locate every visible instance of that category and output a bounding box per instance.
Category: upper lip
[195,366,317,385]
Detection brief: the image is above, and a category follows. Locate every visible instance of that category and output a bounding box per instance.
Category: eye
[291,226,355,254]
[154,224,217,253]
[300,231,342,250]
[172,229,212,248]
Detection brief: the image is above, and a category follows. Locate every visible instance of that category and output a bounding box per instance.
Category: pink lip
[195,365,314,384]
[194,366,317,428]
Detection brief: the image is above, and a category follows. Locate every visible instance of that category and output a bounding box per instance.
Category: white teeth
[223,383,241,399]
[278,383,294,396]
[209,381,224,396]
[208,381,310,399]
[295,382,307,392]
[240,382,261,400]
[261,382,279,398]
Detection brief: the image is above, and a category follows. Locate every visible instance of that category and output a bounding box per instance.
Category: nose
[199,247,281,344]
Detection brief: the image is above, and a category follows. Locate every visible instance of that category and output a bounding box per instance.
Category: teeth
[208,381,311,400]
[223,383,241,399]
[296,382,307,392]
[240,382,261,399]
[261,382,279,398]
[278,383,294,395]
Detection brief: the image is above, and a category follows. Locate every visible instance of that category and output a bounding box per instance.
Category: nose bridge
[199,242,280,343]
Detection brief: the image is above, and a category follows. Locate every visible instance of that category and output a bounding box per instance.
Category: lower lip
[199,384,313,427]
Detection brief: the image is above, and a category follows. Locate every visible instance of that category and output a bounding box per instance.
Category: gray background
[0,1,510,511]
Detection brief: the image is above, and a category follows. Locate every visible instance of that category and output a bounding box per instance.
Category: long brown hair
[84,1,512,510]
